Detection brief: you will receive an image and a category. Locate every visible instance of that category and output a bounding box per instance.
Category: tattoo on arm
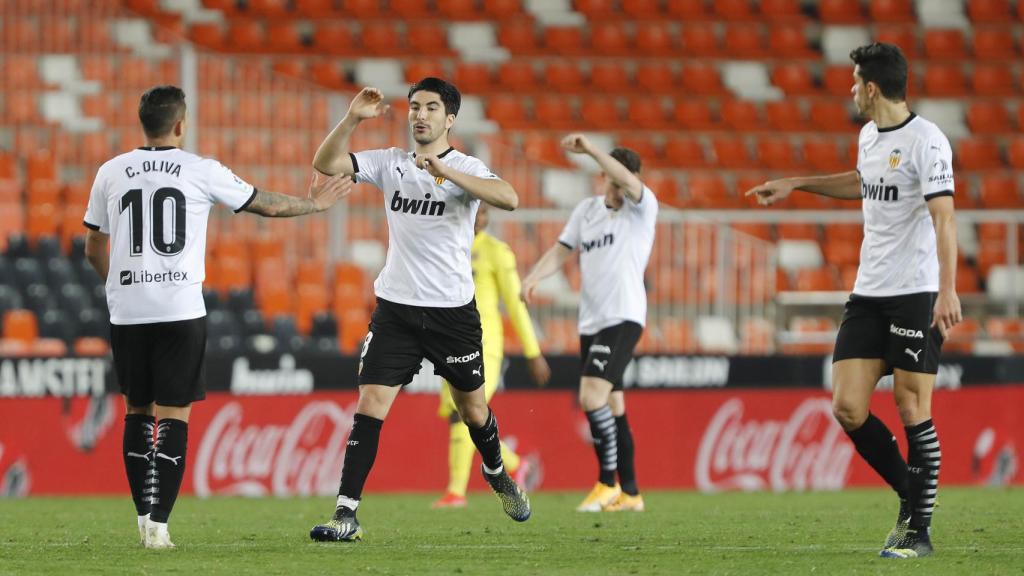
[243,190,317,217]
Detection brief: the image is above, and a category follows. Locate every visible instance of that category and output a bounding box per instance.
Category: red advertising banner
[1,387,1020,496]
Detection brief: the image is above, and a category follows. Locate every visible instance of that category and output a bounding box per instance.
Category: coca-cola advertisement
[0,386,1021,496]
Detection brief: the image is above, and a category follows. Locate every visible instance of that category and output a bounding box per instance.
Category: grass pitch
[1,488,1021,575]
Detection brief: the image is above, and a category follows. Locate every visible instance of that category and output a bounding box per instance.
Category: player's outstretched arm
[928,195,961,338]
[520,243,573,304]
[84,229,110,280]
[561,133,643,203]
[745,171,861,206]
[313,87,390,176]
[416,155,518,210]
[244,173,352,217]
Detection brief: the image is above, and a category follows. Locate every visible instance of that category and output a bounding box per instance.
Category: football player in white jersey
[83,86,351,549]
[309,78,531,542]
[746,43,960,559]
[522,134,658,513]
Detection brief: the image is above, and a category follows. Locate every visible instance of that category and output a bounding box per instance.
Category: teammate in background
[433,203,551,509]
[84,85,350,549]
[745,43,959,558]
[521,134,657,513]
[309,78,532,542]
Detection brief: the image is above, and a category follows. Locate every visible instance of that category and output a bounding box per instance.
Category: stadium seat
[496,61,537,92]
[869,0,916,22]
[189,22,224,49]
[436,0,480,19]
[966,102,1012,134]
[589,22,631,56]
[622,0,661,18]
[658,318,697,353]
[681,26,720,57]
[687,173,739,208]
[265,22,303,52]
[544,26,586,56]
[944,317,980,354]
[664,136,709,168]
[978,174,1020,208]
[957,138,1003,170]
[404,60,445,84]
[809,101,855,132]
[720,100,762,131]
[388,0,432,18]
[771,65,817,95]
[924,64,967,96]
[497,21,540,54]
[453,62,493,93]
[971,65,1016,96]
[823,240,861,268]
[956,264,981,293]
[972,28,1017,59]
[761,0,805,21]
[626,97,667,129]
[765,101,808,131]
[533,95,578,130]
[740,317,775,354]
[756,137,800,170]
[643,173,682,206]
[818,0,867,22]
[967,0,1013,21]
[579,97,625,130]
[672,100,716,130]
[543,61,585,92]
[407,24,451,55]
[724,24,765,58]
[482,0,524,17]
[794,267,840,291]
[714,0,756,20]
[361,22,402,55]
[985,317,1024,351]
[590,62,632,92]
[74,336,110,357]
[1010,136,1024,169]
[711,137,754,169]
[782,316,836,355]
[522,133,571,167]
[874,26,918,58]
[667,1,709,19]
[313,23,355,54]
[3,309,38,343]
[777,223,821,241]
[823,65,855,96]
[634,23,676,56]
[635,63,676,93]
[617,136,661,168]
[769,24,816,58]
[682,64,725,95]
[574,0,617,19]
[923,29,967,60]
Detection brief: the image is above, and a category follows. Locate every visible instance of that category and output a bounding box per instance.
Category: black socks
[150,418,187,523]
[906,419,941,530]
[845,412,909,500]
[337,413,384,501]
[585,406,618,487]
[615,414,639,496]
[467,410,503,472]
[123,414,155,516]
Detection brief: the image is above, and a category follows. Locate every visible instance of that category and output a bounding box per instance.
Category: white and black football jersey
[84,146,256,325]
[558,186,658,335]
[854,114,954,297]
[350,147,499,308]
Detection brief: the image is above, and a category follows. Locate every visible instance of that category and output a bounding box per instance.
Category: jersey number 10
[121,187,186,256]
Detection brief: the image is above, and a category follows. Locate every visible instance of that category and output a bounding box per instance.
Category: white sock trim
[482,463,504,475]
[336,495,360,511]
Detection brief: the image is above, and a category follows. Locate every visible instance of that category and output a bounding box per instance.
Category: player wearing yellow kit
[433,204,550,508]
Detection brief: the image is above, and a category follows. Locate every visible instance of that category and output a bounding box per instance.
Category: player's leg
[434,381,470,508]
[881,293,943,558]
[312,299,422,541]
[110,322,158,545]
[604,391,643,512]
[145,317,208,549]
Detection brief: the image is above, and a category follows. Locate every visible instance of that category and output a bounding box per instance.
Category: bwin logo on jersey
[861,182,899,202]
[888,149,902,169]
[890,323,924,339]
[581,233,614,253]
[390,190,445,216]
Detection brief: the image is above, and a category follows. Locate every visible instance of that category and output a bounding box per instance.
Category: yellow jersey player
[433,203,551,508]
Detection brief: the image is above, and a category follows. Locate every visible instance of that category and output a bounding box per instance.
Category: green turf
[1,488,1021,575]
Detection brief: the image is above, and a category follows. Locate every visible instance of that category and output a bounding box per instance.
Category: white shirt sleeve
[206,160,257,212]
[460,157,500,180]
[350,149,393,189]
[83,164,110,233]
[628,184,659,222]
[558,201,587,249]
[917,133,955,200]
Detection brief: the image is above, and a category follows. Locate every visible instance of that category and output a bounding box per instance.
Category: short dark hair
[408,77,461,116]
[849,42,908,101]
[610,147,641,174]
[139,85,186,138]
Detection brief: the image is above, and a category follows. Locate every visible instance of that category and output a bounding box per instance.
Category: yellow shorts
[438,345,503,419]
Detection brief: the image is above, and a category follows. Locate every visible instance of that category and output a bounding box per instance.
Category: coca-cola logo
[194,401,355,497]
[695,398,854,492]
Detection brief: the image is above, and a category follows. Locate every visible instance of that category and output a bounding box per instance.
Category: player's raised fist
[744,179,796,206]
[308,172,352,211]
[348,87,389,120]
[415,154,448,179]
[560,133,592,154]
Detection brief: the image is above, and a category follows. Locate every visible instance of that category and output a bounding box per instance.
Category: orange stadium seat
[309,60,352,89]
[766,101,809,131]
[658,319,697,353]
[725,24,765,58]
[823,240,861,268]
[294,0,340,16]
[635,23,676,56]
[972,28,1017,59]
[487,95,530,129]
[823,65,855,96]
[681,64,725,95]
[0,151,15,178]
[957,139,1003,170]
[408,23,451,55]
[522,134,571,167]
[453,62,493,93]
[711,137,753,169]
[869,0,915,22]
[574,0,616,19]
[437,0,481,19]
[714,0,756,20]
[757,137,800,170]
[986,317,1024,351]
[3,92,40,124]
[972,65,1016,96]
[1010,136,1024,169]
[761,0,805,21]
[967,0,1013,21]
[819,0,866,22]
[543,61,585,92]
[618,136,661,167]
[388,0,432,17]
[967,102,1013,134]
[795,267,840,291]
[3,310,39,343]
[721,100,761,131]
[875,26,918,57]
[924,29,967,60]
[579,97,625,130]
[636,63,676,93]
[944,318,980,354]
[681,26,720,57]
[266,22,304,52]
[978,174,1020,208]
[533,95,578,130]
[924,65,967,96]
[498,21,540,54]
[956,264,981,294]
[362,22,402,55]
[590,61,632,92]
[481,0,523,18]
[740,318,775,355]
[544,26,586,56]
[622,0,660,18]
[74,337,110,357]
[189,22,224,49]
[589,22,631,57]
[664,136,709,168]
[27,180,61,206]
[772,65,817,95]
[26,151,56,182]
[4,55,41,88]
[405,59,445,84]
[782,317,836,355]
[496,61,537,91]
[809,101,855,132]
[313,23,356,54]
[344,0,384,17]
[672,100,716,130]
[627,97,667,129]
[688,173,738,208]
[770,24,815,58]
[777,223,820,241]
[643,172,682,205]
[667,1,709,19]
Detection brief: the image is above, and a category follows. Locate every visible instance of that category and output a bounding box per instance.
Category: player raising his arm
[746,43,959,559]
[308,78,531,542]
[522,134,657,513]
[84,85,350,549]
